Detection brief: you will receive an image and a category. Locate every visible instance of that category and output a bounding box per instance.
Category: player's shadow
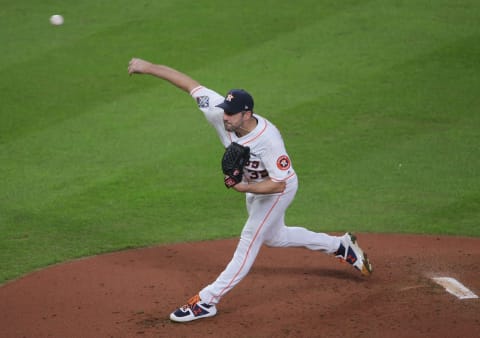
[250,265,367,282]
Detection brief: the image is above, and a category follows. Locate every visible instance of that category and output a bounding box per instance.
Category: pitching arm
[128,58,200,93]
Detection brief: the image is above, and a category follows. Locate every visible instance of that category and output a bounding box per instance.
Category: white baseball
[50,14,64,26]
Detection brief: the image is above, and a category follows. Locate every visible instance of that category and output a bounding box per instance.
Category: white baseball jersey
[188,85,340,306]
[190,86,296,185]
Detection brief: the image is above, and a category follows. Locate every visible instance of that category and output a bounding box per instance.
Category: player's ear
[243,110,253,119]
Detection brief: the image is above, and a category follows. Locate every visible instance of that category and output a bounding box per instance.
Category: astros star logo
[226,94,235,102]
[276,155,291,170]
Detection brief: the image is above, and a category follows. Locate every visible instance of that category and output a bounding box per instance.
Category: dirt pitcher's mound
[1,234,479,338]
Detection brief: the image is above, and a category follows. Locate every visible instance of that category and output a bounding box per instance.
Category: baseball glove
[221,142,250,188]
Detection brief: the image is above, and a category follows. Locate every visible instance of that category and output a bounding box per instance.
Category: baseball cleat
[335,232,373,276]
[170,294,217,322]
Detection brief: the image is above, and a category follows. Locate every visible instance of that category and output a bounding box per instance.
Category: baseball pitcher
[127,58,373,323]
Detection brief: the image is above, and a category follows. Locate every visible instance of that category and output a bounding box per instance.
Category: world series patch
[196,96,209,108]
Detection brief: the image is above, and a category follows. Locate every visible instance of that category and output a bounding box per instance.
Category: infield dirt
[1,234,479,337]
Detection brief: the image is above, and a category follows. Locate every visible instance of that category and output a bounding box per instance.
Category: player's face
[223,111,246,132]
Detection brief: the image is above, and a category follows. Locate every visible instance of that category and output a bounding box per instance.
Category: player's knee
[264,239,274,247]
[264,234,286,247]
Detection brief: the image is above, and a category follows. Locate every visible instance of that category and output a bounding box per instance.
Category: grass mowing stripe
[0,0,353,143]
[199,0,480,117]
[1,0,479,283]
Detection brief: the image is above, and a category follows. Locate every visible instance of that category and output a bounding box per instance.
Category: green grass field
[1,0,479,284]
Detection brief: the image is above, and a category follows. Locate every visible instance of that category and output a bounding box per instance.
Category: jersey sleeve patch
[196,96,209,108]
[276,155,291,170]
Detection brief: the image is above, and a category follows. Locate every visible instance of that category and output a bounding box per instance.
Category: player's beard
[223,112,250,134]
[223,121,241,133]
